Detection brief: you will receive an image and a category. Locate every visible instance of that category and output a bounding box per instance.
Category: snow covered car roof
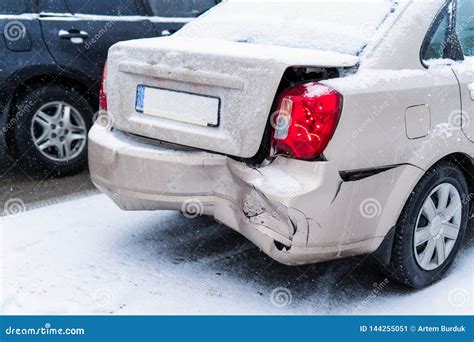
[176,0,405,56]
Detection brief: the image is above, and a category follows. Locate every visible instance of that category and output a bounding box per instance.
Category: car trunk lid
[106,37,359,158]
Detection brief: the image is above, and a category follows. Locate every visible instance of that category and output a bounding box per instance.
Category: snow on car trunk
[104,0,404,158]
[106,38,358,158]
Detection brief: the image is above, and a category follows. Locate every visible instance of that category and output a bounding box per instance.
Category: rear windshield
[179,0,403,56]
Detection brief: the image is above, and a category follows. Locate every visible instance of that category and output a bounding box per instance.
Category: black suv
[0,0,217,176]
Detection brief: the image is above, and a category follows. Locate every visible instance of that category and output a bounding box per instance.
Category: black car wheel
[12,85,93,177]
[388,161,470,288]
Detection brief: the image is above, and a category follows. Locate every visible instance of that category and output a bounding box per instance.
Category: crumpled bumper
[88,124,423,265]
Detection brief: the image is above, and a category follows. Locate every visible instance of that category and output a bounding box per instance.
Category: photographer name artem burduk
[359,324,468,334]
[417,325,466,333]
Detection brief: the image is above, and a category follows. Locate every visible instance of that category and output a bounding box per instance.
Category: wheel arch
[426,153,473,204]
[403,152,473,226]
[373,152,473,265]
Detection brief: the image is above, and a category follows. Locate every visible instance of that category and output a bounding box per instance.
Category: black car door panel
[39,0,156,82]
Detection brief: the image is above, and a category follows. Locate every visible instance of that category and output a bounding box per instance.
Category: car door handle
[160,30,177,36]
[468,83,474,101]
[58,29,89,40]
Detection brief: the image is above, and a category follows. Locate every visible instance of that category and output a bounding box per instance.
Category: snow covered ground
[1,194,472,315]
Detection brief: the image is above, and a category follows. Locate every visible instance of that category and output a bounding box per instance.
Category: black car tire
[388,161,470,288]
[11,85,93,177]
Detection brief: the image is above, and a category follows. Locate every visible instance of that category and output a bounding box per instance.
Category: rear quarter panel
[323,68,463,172]
[322,0,465,172]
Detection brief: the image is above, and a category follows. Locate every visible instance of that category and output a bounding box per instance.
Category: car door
[142,0,218,37]
[452,0,474,143]
[39,0,155,84]
[39,0,100,83]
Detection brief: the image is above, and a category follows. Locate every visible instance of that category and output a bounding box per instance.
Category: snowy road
[0,162,96,216]
[1,194,472,315]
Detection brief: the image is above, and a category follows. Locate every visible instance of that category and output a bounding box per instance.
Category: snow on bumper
[88,124,423,265]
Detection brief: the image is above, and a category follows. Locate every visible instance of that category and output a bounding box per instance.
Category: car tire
[388,161,470,288]
[12,85,93,177]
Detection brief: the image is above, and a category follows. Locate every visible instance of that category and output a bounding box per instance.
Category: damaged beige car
[89,0,473,288]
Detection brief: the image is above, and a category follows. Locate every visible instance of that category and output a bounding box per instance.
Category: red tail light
[99,62,108,111]
[270,82,342,160]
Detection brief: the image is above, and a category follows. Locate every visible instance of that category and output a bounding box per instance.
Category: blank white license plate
[135,85,220,127]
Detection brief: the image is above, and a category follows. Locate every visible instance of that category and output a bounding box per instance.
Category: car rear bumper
[88,123,423,265]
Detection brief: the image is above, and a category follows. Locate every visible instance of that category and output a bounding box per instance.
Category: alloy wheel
[413,183,463,271]
[30,101,87,162]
